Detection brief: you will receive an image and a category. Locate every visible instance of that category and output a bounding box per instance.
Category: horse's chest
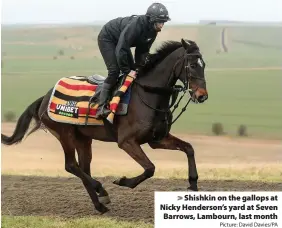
[150,116,171,142]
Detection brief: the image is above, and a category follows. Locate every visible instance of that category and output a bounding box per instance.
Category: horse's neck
[138,48,182,88]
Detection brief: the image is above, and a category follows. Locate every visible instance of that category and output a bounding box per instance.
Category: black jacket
[98,15,157,75]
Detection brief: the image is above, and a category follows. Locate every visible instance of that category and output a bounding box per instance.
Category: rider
[95,2,171,118]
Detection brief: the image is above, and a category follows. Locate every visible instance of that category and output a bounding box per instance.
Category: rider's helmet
[145,3,171,23]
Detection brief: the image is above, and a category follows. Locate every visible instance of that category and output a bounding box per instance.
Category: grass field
[1,24,282,228]
[2,24,282,139]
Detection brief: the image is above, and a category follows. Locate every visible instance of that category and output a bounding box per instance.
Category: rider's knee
[108,68,119,78]
[104,76,117,87]
[106,69,119,85]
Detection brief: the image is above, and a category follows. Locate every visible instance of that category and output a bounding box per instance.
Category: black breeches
[98,39,119,86]
[98,38,134,87]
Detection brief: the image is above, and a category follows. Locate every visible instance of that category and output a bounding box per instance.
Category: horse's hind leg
[38,93,108,213]
[113,140,155,189]
[75,135,110,204]
[148,133,198,191]
[59,129,109,214]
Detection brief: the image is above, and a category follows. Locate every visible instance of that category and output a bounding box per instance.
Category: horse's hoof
[99,195,111,204]
[113,176,126,186]
[96,203,109,214]
[188,186,198,191]
[113,179,119,185]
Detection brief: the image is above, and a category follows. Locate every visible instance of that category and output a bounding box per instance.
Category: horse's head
[177,39,208,103]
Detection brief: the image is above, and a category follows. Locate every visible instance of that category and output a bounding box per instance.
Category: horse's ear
[181,38,190,50]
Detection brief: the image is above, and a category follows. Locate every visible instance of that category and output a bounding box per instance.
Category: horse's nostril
[198,95,208,103]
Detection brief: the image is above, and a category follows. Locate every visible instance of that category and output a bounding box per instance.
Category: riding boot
[95,83,112,119]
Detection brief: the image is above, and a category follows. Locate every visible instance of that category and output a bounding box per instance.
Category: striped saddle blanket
[47,75,134,125]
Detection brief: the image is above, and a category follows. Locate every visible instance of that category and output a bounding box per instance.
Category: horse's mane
[138,39,200,74]
[139,40,183,74]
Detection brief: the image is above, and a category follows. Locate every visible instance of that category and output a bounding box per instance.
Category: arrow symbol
[177,196,183,200]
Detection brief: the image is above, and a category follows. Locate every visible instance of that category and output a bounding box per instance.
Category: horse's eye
[190,63,197,68]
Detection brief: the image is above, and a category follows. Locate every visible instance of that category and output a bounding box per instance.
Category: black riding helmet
[146,2,171,23]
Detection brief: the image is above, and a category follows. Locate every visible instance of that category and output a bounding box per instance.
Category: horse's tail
[1,96,44,145]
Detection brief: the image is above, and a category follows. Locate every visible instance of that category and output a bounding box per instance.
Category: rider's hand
[128,70,137,78]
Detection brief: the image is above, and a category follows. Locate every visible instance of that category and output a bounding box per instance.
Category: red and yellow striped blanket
[47,75,134,125]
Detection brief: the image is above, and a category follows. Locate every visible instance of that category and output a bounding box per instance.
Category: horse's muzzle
[197,94,208,103]
[189,88,208,103]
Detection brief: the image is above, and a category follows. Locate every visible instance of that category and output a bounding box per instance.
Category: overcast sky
[2,0,282,24]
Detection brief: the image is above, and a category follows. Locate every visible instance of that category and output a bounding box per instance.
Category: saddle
[84,73,129,124]
[86,73,126,104]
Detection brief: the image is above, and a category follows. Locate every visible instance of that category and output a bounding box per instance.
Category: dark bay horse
[1,39,208,214]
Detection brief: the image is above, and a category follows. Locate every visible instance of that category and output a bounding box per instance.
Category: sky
[1,0,282,24]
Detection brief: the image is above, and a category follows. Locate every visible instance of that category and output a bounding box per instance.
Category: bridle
[135,48,206,126]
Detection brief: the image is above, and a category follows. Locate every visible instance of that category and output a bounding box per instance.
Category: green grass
[2,23,281,228]
[3,44,65,57]
[171,69,282,139]
[1,216,153,228]
[1,24,282,139]
[3,68,280,139]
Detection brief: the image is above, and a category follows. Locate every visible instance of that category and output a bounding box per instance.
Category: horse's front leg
[113,139,155,189]
[148,133,198,191]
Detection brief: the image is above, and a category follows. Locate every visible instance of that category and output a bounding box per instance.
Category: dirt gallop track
[1,123,282,222]
[2,175,282,223]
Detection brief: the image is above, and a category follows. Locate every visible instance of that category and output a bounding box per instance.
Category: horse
[1,38,208,214]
